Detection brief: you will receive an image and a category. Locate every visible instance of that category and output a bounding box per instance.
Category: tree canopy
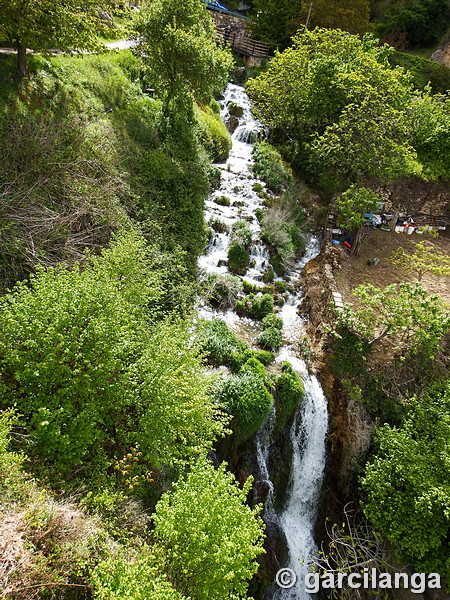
[0,0,113,75]
[361,383,450,586]
[133,0,233,115]
[152,460,265,600]
[391,239,450,282]
[247,28,415,184]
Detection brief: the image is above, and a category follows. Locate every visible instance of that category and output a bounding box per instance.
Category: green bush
[203,273,242,309]
[242,280,258,294]
[236,293,274,320]
[228,242,250,274]
[92,551,186,600]
[152,461,265,599]
[232,220,253,247]
[196,105,232,162]
[214,195,231,206]
[258,327,282,351]
[217,362,274,442]
[262,313,283,331]
[197,319,246,366]
[251,142,292,193]
[0,233,225,476]
[274,362,304,434]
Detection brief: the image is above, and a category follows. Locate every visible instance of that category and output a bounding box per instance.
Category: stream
[198,83,329,599]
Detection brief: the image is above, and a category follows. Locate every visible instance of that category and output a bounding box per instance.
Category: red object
[343,241,351,249]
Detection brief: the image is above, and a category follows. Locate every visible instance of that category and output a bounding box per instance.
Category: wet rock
[227,115,240,134]
[229,102,244,118]
[217,259,229,267]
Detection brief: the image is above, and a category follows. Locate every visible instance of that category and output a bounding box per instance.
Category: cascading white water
[198,83,328,599]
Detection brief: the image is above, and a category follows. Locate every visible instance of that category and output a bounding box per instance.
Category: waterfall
[198,83,329,599]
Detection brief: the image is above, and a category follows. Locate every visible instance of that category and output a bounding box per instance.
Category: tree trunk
[351,225,363,256]
[17,44,28,76]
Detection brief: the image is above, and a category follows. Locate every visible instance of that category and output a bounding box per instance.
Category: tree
[293,0,370,35]
[247,29,415,183]
[250,0,303,50]
[336,186,382,255]
[391,239,450,282]
[133,0,233,116]
[407,91,450,180]
[152,460,265,600]
[361,383,450,586]
[335,282,450,358]
[0,0,113,76]
[0,232,226,475]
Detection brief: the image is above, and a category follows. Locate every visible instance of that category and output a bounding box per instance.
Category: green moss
[258,326,282,351]
[196,105,232,162]
[214,195,231,206]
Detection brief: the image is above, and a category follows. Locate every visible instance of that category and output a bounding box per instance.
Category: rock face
[431,42,450,67]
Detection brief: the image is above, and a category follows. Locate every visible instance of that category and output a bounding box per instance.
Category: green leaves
[361,383,450,585]
[0,232,226,476]
[336,186,382,231]
[335,282,450,359]
[153,460,265,600]
[134,0,233,113]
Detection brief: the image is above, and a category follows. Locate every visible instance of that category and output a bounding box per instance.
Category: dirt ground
[334,228,450,306]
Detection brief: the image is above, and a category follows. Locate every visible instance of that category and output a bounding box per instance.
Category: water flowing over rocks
[197,84,329,599]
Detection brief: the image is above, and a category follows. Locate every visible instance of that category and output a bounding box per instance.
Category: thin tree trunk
[17,44,28,76]
[351,224,363,256]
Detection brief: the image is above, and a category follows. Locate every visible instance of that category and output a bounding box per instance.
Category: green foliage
[336,186,382,231]
[0,0,113,74]
[274,363,304,434]
[92,551,187,600]
[202,273,243,309]
[216,361,274,442]
[214,195,231,206]
[335,282,450,359]
[232,220,253,247]
[250,0,301,49]
[293,0,370,34]
[374,0,450,48]
[262,313,283,330]
[258,327,282,351]
[196,105,232,162]
[228,242,250,274]
[247,29,417,183]
[251,142,293,193]
[0,409,27,499]
[407,91,450,180]
[133,0,233,114]
[197,319,246,366]
[261,202,305,274]
[390,52,450,94]
[236,293,275,320]
[361,383,450,585]
[153,460,265,600]
[0,233,226,475]
[391,239,450,281]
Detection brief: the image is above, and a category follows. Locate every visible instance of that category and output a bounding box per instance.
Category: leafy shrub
[209,217,230,233]
[214,195,231,206]
[228,242,250,274]
[217,361,274,442]
[232,220,253,247]
[251,142,292,193]
[0,233,225,475]
[236,293,274,320]
[203,273,242,309]
[92,551,186,600]
[197,319,246,366]
[258,327,282,351]
[274,362,304,434]
[252,182,264,193]
[242,280,258,294]
[255,207,266,223]
[152,460,265,599]
[262,313,283,330]
[261,205,305,274]
[196,105,232,162]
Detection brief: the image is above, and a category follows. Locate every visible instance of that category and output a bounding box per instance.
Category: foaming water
[197,84,328,599]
